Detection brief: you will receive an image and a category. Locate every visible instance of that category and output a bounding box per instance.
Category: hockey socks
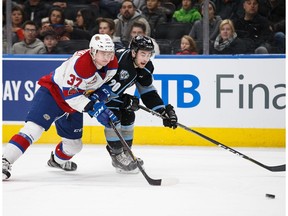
[53,142,73,164]
[9,133,32,153]
[48,143,77,171]
[3,133,32,164]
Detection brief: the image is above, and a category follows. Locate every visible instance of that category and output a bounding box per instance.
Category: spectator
[12,20,46,54]
[129,20,160,55]
[193,0,204,11]
[6,5,26,45]
[43,7,73,41]
[233,0,273,54]
[172,0,201,23]
[210,19,248,54]
[3,1,23,48]
[212,0,242,20]
[141,0,168,38]
[189,1,222,53]
[99,0,121,19]
[22,0,52,27]
[258,0,285,53]
[75,8,98,35]
[51,0,77,20]
[42,30,60,54]
[97,17,125,50]
[2,0,19,23]
[176,35,198,54]
[38,19,53,39]
[65,8,98,40]
[258,0,285,32]
[114,0,151,45]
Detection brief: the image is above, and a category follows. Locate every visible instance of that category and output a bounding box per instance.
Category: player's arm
[84,84,119,128]
[87,85,118,103]
[137,82,178,129]
[60,51,118,112]
[83,100,118,128]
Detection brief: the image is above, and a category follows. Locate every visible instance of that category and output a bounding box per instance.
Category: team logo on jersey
[43,114,51,121]
[68,86,79,95]
[119,70,129,80]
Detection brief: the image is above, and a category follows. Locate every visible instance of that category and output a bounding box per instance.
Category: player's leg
[120,109,144,165]
[105,109,141,173]
[2,87,64,180]
[2,121,45,180]
[47,112,83,171]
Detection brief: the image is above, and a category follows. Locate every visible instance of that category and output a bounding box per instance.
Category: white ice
[2,144,286,216]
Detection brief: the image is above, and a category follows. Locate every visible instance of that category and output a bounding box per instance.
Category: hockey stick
[110,121,178,186]
[138,105,286,172]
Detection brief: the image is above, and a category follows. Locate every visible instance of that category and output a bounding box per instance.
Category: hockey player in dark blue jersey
[104,35,178,173]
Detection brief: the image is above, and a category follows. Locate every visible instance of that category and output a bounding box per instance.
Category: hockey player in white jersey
[2,34,120,180]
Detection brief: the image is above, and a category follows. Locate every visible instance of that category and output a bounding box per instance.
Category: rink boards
[2,54,285,147]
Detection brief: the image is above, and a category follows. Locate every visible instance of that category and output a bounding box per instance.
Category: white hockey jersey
[38,49,118,113]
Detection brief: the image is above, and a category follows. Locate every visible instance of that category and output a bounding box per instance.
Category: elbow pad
[137,72,153,87]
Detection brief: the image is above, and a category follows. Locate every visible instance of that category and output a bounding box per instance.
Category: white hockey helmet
[89,34,114,58]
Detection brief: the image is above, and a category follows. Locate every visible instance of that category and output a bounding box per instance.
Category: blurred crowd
[2,0,285,55]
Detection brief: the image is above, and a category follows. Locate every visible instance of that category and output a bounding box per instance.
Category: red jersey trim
[38,73,77,113]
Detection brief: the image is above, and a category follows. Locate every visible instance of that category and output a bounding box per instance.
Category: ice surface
[2,145,286,216]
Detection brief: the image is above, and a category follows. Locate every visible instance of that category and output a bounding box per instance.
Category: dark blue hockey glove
[121,94,139,111]
[89,85,112,102]
[88,102,118,128]
[160,104,178,129]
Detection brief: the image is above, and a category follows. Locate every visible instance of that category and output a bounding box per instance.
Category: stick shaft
[110,121,162,185]
[138,105,285,172]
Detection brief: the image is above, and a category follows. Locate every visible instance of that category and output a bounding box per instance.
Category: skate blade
[2,173,10,181]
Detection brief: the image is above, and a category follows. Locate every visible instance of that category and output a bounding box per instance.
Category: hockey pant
[3,87,83,165]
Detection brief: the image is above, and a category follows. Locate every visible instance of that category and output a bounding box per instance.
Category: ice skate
[2,158,12,180]
[124,150,144,166]
[106,146,139,174]
[47,152,77,171]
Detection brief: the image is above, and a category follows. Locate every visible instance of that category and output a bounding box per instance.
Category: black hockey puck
[265,194,275,199]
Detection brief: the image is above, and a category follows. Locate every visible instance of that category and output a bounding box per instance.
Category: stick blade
[148,179,162,186]
[267,164,286,172]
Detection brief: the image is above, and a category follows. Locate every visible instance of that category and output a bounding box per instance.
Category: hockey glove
[89,85,112,102]
[88,102,118,128]
[121,94,140,111]
[160,104,178,129]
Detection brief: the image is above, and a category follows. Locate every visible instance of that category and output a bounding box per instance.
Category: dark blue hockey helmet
[130,35,154,53]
